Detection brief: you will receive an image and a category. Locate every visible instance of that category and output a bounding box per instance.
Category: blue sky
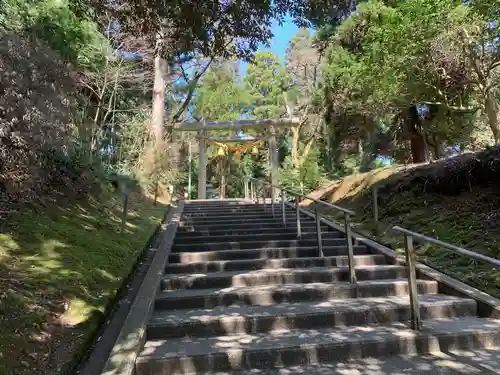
[240,16,298,76]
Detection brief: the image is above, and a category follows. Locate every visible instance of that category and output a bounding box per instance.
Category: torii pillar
[268,126,279,202]
[197,130,207,199]
[175,118,301,200]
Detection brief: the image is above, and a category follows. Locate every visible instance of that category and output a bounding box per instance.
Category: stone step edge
[146,295,477,338]
[173,232,343,243]
[172,238,349,249]
[176,349,500,375]
[162,264,405,280]
[168,246,371,263]
[175,228,341,236]
[154,279,439,310]
[136,318,500,374]
[169,245,368,257]
[165,254,386,271]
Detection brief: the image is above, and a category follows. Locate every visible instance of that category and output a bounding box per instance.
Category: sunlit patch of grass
[62,298,96,326]
[0,192,168,375]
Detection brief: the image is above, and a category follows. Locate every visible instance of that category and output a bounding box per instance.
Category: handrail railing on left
[245,177,357,284]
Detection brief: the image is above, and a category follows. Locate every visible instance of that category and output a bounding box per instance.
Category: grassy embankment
[304,148,500,299]
[0,192,167,375]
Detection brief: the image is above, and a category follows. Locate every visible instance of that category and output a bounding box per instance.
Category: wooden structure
[174,118,300,199]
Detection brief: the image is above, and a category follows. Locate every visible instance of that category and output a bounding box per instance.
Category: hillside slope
[304,147,500,299]
[0,191,166,375]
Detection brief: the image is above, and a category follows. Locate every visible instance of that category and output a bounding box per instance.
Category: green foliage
[32,1,107,64]
[321,0,495,165]
[111,0,304,61]
[195,61,252,122]
[244,51,291,119]
[279,149,326,194]
[1,0,108,65]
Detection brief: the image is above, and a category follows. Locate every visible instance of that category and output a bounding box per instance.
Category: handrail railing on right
[241,177,500,332]
[392,225,500,331]
[245,177,357,284]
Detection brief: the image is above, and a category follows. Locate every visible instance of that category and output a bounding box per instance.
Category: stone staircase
[135,200,500,374]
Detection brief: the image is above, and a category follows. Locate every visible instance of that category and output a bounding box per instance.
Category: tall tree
[103,1,301,147]
[194,61,252,123]
[322,0,481,163]
[284,28,323,167]
[453,2,500,143]
[244,51,291,119]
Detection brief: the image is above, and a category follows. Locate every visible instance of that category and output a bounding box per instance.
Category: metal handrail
[245,176,357,284]
[242,175,500,331]
[392,225,500,331]
[247,177,355,215]
[393,226,500,267]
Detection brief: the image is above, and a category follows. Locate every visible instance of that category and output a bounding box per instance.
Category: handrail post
[372,185,379,235]
[404,234,422,330]
[344,213,357,283]
[295,195,301,238]
[281,189,286,227]
[263,183,267,211]
[271,184,275,218]
[315,208,323,257]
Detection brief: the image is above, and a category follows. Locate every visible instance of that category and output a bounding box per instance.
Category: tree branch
[487,59,500,73]
[422,101,479,113]
[171,58,213,122]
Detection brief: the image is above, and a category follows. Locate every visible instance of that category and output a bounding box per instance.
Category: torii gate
[174,118,300,199]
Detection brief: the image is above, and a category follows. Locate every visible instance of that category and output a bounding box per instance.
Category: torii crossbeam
[174,118,300,132]
[175,118,300,199]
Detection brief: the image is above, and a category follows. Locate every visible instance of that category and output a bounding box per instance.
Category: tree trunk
[484,92,500,144]
[409,132,427,163]
[432,142,442,160]
[299,137,315,167]
[291,127,299,167]
[152,54,167,146]
[407,106,428,164]
[283,91,299,168]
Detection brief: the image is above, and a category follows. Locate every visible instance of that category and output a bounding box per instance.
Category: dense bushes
[0,33,77,206]
[377,147,500,198]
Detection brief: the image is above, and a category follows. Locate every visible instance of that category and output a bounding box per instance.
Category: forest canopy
[0,0,499,201]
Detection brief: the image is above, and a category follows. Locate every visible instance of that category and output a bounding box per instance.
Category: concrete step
[185,200,251,205]
[181,215,307,225]
[154,279,439,310]
[182,207,292,219]
[136,317,500,375]
[182,208,283,217]
[188,348,500,374]
[176,222,338,237]
[161,265,407,291]
[166,254,387,273]
[173,231,343,245]
[184,203,267,210]
[172,238,349,253]
[183,206,278,213]
[184,202,279,208]
[177,223,330,234]
[180,219,303,229]
[147,295,477,339]
[169,246,371,263]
